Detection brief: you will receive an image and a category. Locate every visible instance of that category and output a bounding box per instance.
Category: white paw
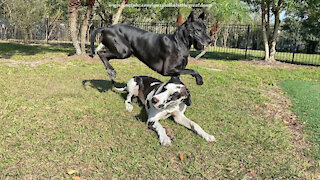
[160,136,172,146]
[205,134,216,143]
[125,103,133,112]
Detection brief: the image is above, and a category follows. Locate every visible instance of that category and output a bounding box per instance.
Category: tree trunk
[222,26,230,47]
[69,0,82,55]
[48,12,62,40]
[4,27,7,40]
[80,2,93,53]
[269,0,282,62]
[29,28,33,41]
[113,0,128,25]
[261,0,270,61]
[13,27,16,39]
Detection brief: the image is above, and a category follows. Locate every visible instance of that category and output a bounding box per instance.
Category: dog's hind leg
[173,112,216,142]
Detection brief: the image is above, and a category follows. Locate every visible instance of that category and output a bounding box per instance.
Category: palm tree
[80,0,96,53]
[68,0,82,55]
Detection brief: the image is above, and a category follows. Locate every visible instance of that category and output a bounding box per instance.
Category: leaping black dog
[90,11,211,85]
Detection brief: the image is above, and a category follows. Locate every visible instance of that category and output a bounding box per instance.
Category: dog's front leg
[167,68,203,85]
[147,114,171,146]
[179,69,203,85]
[173,112,216,142]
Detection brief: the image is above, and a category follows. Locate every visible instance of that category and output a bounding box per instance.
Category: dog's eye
[170,92,181,100]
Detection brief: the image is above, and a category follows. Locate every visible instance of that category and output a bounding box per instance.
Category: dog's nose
[158,104,164,109]
[151,97,159,104]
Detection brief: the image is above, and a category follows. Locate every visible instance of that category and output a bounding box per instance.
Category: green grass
[191,46,320,65]
[0,41,74,61]
[280,80,320,159]
[0,42,320,179]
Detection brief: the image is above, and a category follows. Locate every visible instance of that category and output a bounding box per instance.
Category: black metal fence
[0,19,319,66]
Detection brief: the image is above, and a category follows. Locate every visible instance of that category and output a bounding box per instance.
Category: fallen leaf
[226,167,232,172]
[73,176,82,180]
[249,169,255,175]
[179,154,184,162]
[283,120,289,125]
[67,169,79,175]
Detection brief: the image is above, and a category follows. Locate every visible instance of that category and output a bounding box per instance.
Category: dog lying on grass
[115,76,216,146]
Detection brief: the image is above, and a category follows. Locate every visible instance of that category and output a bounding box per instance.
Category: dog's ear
[187,11,195,22]
[181,86,191,106]
[134,76,145,102]
[198,12,205,20]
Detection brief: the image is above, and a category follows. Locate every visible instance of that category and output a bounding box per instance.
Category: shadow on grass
[135,107,148,123]
[190,50,263,61]
[82,79,127,93]
[0,41,75,58]
[82,79,149,122]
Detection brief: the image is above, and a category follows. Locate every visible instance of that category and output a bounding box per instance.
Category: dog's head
[185,11,212,50]
[151,76,191,110]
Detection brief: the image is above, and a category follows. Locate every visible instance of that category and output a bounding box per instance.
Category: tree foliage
[282,0,319,53]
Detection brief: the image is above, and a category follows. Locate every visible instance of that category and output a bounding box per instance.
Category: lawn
[0,42,319,179]
[191,46,320,66]
[280,80,320,160]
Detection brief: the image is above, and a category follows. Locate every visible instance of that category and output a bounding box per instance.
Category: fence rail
[0,19,319,65]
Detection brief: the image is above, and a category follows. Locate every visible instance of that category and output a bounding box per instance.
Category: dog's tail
[89,27,105,58]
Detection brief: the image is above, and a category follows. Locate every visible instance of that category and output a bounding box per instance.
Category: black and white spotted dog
[115,76,216,146]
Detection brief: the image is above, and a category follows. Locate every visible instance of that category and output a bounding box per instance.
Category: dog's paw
[195,76,203,85]
[125,103,133,112]
[107,69,117,79]
[205,134,216,143]
[160,136,172,146]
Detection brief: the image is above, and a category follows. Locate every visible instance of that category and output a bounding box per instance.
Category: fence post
[45,18,49,44]
[292,31,298,63]
[244,24,250,59]
[166,23,169,34]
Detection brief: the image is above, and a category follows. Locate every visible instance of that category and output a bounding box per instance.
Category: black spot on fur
[148,121,155,130]
[146,100,151,109]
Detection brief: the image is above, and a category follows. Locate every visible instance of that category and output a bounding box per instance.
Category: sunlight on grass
[0,42,319,179]
[280,80,320,160]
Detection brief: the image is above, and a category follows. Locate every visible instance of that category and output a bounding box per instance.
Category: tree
[112,0,128,24]
[241,0,296,62]
[196,0,251,59]
[80,0,96,53]
[68,0,82,55]
[297,0,319,53]
[0,0,46,42]
[45,0,69,40]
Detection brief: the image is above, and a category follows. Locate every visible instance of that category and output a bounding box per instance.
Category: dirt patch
[242,60,298,69]
[263,86,312,150]
[261,86,319,177]
[188,56,209,65]
[0,54,100,67]
[262,86,320,177]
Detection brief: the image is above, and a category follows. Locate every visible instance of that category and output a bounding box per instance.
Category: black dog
[90,11,211,85]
